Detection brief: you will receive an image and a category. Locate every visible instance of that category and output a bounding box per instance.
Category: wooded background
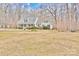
[0,3,79,32]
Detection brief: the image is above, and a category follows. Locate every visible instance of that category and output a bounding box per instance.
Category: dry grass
[0,29,79,56]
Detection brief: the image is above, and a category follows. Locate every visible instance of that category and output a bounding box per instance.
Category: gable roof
[17,16,36,25]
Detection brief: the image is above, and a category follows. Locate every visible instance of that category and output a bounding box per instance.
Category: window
[24,24,26,27]
[24,19,28,22]
[44,20,48,23]
[20,24,23,27]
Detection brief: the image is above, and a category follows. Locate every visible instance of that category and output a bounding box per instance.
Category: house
[17,16,38,29]
[17,9,53,30]
[17,16,53,29]
[40,20,53,29]
[35,20,53,29]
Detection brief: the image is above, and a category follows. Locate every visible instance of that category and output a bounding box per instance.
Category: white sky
[0,0,79,3]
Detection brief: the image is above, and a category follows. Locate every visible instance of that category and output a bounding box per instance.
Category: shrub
[42,25,50,29]
[18,27,23,29]
[70,30,76,32]
[31,29,37,32]
[28,26,38,29]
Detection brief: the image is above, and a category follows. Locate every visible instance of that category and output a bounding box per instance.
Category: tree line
[0,3,79,32]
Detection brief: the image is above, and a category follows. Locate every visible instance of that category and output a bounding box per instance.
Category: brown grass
[0,29,79,56]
